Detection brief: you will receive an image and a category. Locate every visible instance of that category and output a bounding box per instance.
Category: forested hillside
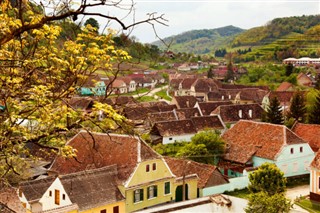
[153,25,244,54]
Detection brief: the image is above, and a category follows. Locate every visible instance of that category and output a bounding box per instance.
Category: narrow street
[286,185,310,213]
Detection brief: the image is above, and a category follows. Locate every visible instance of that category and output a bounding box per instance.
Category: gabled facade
[220,120,314,178]
[49,131,199,212]
[79,75,106,96]
[310,151,320,202]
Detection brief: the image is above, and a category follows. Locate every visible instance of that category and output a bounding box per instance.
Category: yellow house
[48,131,200,213]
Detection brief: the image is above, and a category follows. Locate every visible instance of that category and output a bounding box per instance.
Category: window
[62,194,66,200]
[318,177,320,190]
[300,147,303,153]
[164,182,171,195]
[147,185,158,199]
[248,109,252,118]
[113,206,119,213]
[238,110,242,118]
[146,165,150,172]
[100,210,106,213]
[49,191,52,197]
[290,148,294,154]
[152,163,157,171]
[134,189,144,203]
[54,189,60,205]
[169,137,173,140]
[221,96,224,100]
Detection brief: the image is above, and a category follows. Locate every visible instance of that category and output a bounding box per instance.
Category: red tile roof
[181,78,197,90]
[292,123,320,152]
[164,157,229,188]
[211,104,264,123]
[151,120,197,137]
[0,184,25,213]
[50,131,160,181]
[191,115,225,131]
[311,151,320,169]
[276,82,294,91]
[197,101,233,115]
[193,79,221,93]
[173,96,198,108]
[222,120,307,164]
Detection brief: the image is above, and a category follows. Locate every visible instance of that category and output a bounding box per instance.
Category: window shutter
[140,189,144,201]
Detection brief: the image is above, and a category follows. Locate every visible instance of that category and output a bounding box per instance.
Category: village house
[171,96,198,109]
[310,151,320,202]
[176,78,197,96]
[276,82,295,92]
[48,131,200,212]
[174,108,202,119]
[261,91,299,112]
[292,122,320,152]
[194,101,233,116]
[149,115,225,144]
[297,72,315,87]
[0,184,25,213]
[78,75,106,96]
[118,77,137,93]
[210,103,264,125]
[283,57,320,66]
[19,165,124,213]
[190,79,222,100]
[219,120,314,178]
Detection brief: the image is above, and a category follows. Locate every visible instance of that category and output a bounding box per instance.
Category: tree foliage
[0,0,166,183]
[309,92,320,124]
[248,163,286,195]
[176,130,225,164]
[246,163,291,213]
[263,97,284,124]
[84,18,100,31]
[287,92,306,122]
[245,192,291,213]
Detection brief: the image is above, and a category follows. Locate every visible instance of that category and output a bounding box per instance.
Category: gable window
[54,189,60,205]
[62,194,66,200]
[146,165,150,172]
[164,182,171,195]
[290,148,294,154]
[169,137,173,140]
[134,189,144,203]
[300,147,303,153]
[221,96,224,100]
[113,206,119,213]
[100,210,106,213]
[238,110,242,118]
[152,163,157,171]
[49,191,52,197]
[147,185,158,199]
[248,109,252,118]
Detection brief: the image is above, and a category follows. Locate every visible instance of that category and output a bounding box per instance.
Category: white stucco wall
[38,178,72,211]
[162,134,195,144]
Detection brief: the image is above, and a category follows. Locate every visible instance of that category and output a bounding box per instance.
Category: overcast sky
[92,0,320,43]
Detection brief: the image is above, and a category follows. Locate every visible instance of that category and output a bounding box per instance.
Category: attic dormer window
[146,165,150,172]
[249,109,252,118]
[229,95,231,99]
[222,96,224,100]
[238,110,242,118]
[290,148,294,154]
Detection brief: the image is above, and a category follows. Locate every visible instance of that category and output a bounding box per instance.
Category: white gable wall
[162,134,195,144]
[37,178,72,212]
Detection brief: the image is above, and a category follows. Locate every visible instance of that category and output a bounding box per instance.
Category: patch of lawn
[155,89,171,101]
[136,96,156,102]
[224,188,250,199]
[295,197,320,213]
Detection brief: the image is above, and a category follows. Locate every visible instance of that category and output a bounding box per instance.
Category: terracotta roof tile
[193,79,221,93]
[164,157,228,188]
[222,120,307,164]
[197,101,232,115]
[50,131,160,181]
[175,108,201,119]
[181,78,197,89]
[151,120,197,137]
[173,96,198,108]
[276,82,294,91]
[0,184,25,213]
[211,104,264,123]
[60,165,124,211]
[146,111,178,126]
[311,151,320,169]
[292,123,320,152]
[191,115,225,131]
